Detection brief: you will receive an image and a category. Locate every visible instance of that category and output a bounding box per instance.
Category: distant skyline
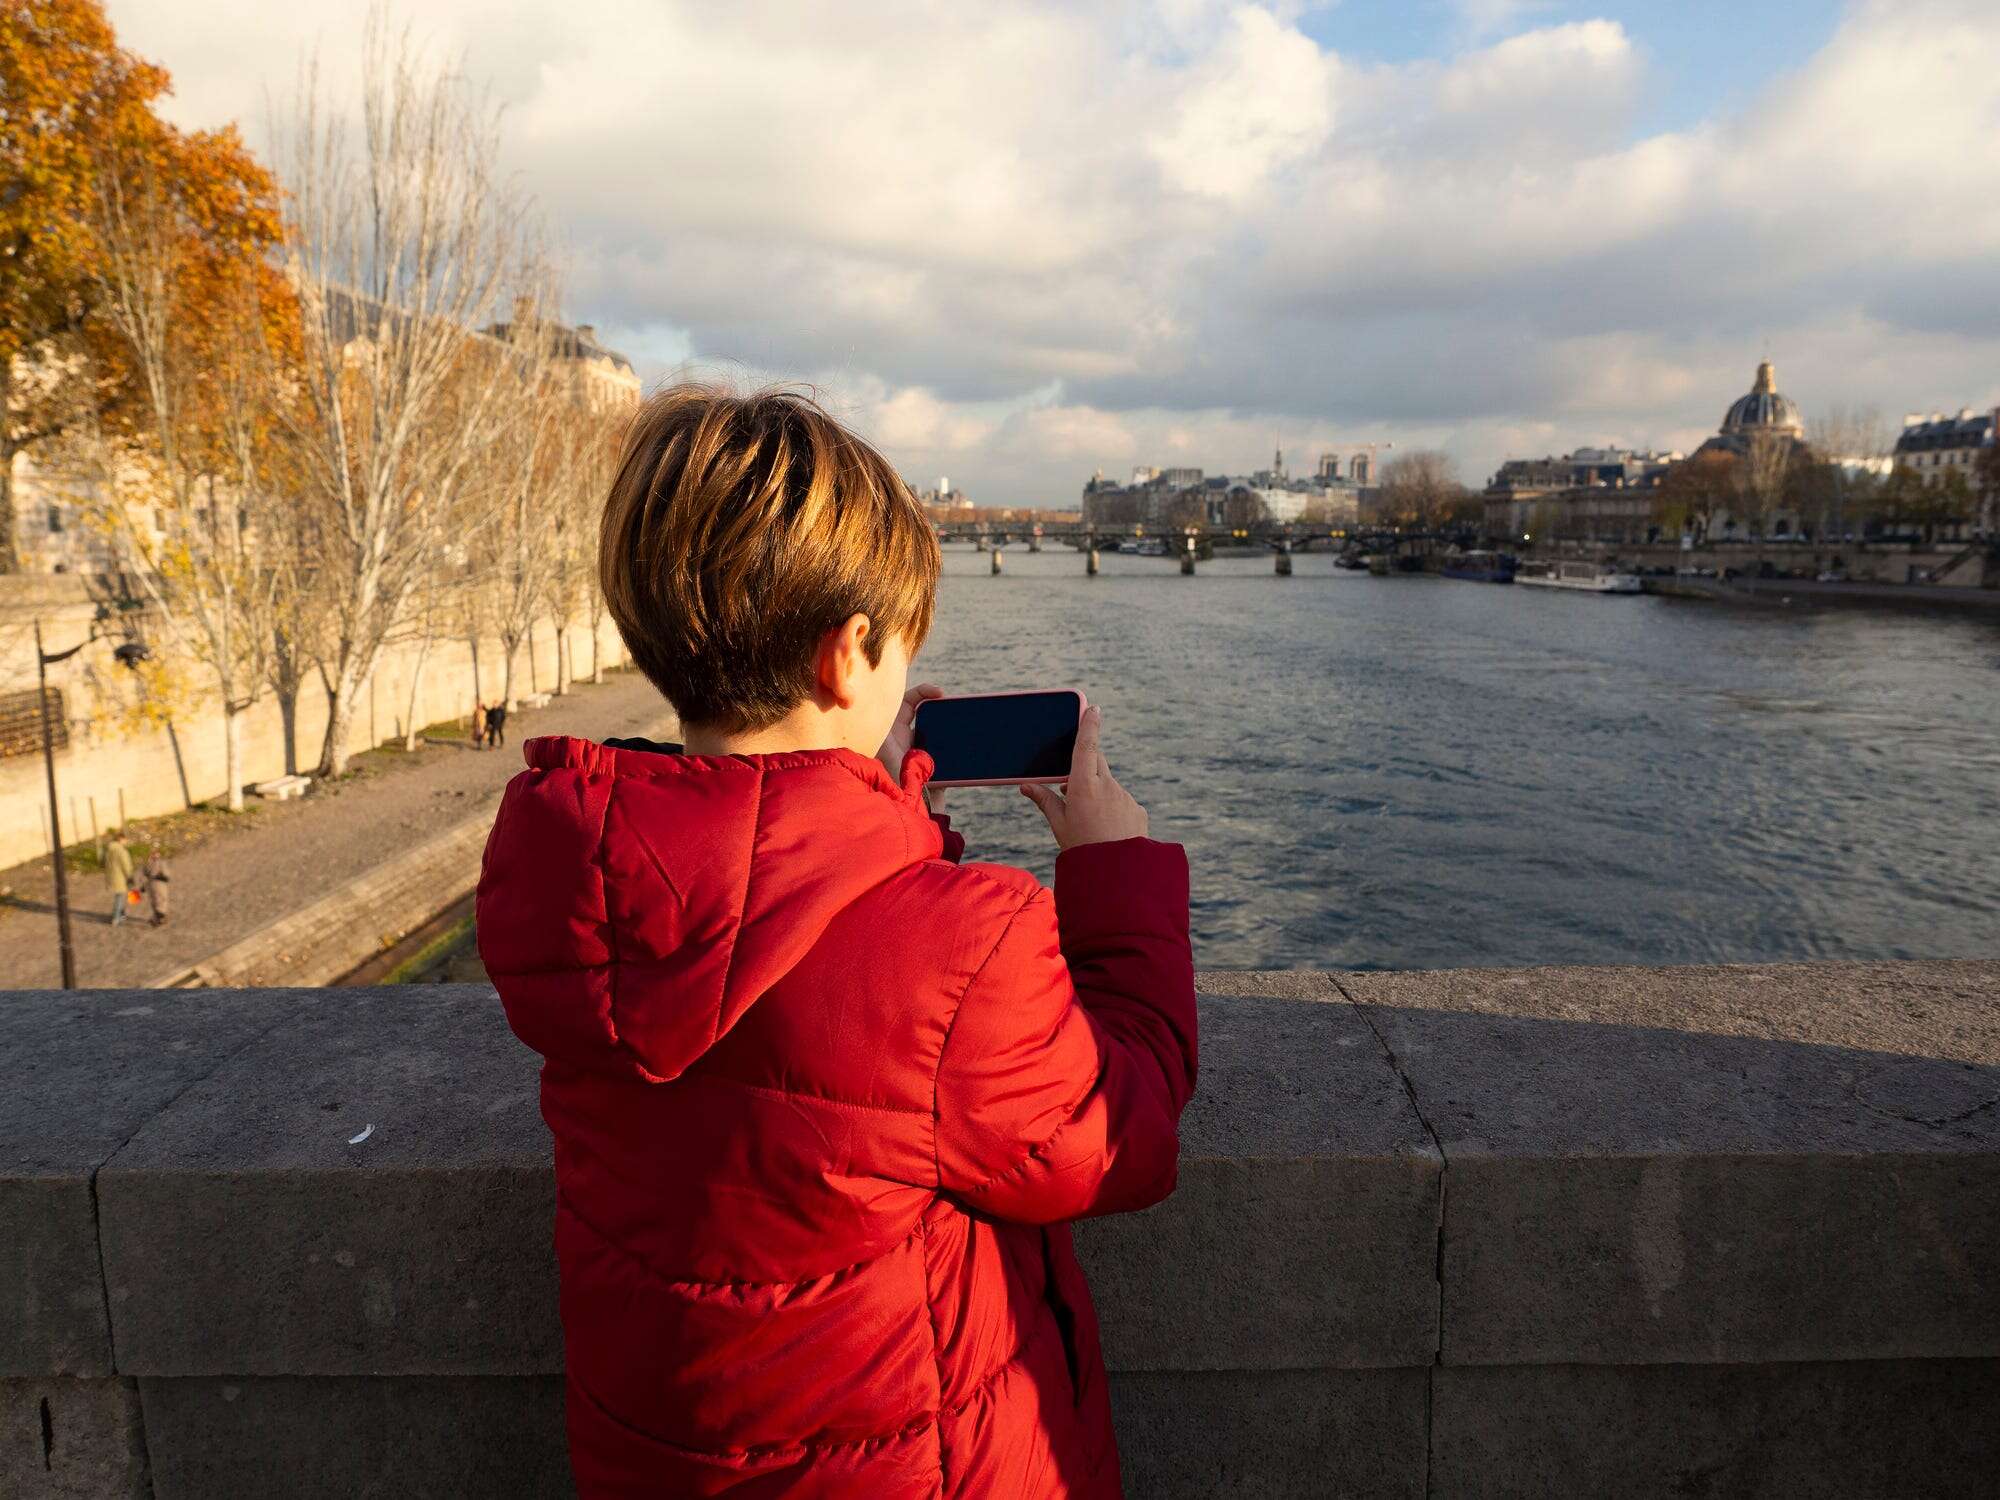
[110,0,2000,505]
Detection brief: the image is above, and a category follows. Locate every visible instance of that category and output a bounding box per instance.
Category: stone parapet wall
[4,961,1997,1497]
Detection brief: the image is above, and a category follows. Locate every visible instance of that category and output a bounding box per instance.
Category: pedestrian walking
[142,846,171,927]
[104,833,136,927]
[485,702,508,748]
[472,701,488,749]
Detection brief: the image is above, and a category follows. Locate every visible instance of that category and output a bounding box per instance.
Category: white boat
[1516,560,1642,594]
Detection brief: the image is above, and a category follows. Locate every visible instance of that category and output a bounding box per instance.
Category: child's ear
[817,613,873,709]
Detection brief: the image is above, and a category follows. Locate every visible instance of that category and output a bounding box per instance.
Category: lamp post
[34,614,150,989]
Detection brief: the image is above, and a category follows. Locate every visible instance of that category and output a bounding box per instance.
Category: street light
[35,610,151,989]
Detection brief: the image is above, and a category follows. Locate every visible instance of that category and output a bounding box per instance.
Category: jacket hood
[478,735,943,1083]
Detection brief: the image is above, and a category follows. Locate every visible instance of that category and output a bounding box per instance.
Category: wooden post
[990,549,1004,575]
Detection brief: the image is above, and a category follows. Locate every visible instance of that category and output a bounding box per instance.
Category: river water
[916,547,2000,971]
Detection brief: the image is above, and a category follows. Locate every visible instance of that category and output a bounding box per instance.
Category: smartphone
[912,690,1086,788]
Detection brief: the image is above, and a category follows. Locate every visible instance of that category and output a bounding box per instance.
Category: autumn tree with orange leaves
[0,0,165,569]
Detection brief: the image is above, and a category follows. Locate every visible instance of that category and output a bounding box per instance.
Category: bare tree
[1737,436,1795,554]
[1377,450,1466,530]
[472,293,569,710]
[577,405,623,683]
[1806,405,1886,542]
[279,14,532,775]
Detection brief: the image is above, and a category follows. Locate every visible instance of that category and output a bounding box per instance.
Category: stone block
[0,990,281,1375]
[99,988,560,1376]
[140,1375,571,1499]
[1076,993,1440,1371]
[0,1377,148,1499]
[1431,1358,2000,1499]
[1347,972,2000,1366]
[1109,1368,1426,1499]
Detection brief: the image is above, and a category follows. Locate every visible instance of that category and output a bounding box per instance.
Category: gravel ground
[0,671,675,989]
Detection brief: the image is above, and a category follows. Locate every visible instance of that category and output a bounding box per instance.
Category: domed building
[1695,360,1808,461]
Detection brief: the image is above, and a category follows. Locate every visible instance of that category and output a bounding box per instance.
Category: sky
[107,0,2000,505]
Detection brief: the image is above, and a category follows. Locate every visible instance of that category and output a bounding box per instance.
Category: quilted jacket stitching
[558,1187,917,1292]
[930,887,1038,1189]
[709,767,765,1048]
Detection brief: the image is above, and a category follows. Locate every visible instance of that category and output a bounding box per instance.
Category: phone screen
[912,692,1081,785]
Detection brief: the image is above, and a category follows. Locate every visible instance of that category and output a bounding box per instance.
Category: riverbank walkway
[0,670,675,989]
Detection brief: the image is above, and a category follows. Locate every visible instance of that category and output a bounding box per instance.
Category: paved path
[0,671,675,989]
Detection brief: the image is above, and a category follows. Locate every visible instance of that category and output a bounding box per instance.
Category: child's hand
[879,681,944,783]
[1021,706,1150,850]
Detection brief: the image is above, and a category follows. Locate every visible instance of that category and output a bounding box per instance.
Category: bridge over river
[933,519,1478,574]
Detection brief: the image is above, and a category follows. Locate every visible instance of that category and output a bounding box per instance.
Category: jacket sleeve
[934,838,1197,1223]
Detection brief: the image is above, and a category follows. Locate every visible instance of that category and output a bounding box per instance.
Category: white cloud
[107,0,2000,498]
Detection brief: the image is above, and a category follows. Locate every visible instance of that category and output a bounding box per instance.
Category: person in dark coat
[485,702,508,748]
[142,847,170,926]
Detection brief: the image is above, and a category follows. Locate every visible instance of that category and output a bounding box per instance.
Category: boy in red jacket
[479,386,1197,1498]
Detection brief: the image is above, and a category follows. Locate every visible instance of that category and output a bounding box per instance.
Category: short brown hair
[600,385,940,729]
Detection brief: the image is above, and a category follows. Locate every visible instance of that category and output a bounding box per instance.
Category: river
[915,546,2000,970]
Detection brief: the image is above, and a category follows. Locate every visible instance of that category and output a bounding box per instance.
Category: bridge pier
[975,535,987,552]
[1028,536,1041,554]
[1275,545,1293,577]
[990,548,1003,576]
[1180,540,1196,576]
[1086,546,1100,576]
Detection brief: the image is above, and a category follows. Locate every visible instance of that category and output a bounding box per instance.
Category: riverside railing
[5,961,1997,1497]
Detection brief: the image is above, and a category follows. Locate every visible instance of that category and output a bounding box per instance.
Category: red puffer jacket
[478,735,1197,1498]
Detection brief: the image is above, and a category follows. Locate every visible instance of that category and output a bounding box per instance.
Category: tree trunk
[404,632,433,752]
[277,682,299,776]
[590,619,602,683]
[0,357,20,575]
[318,652,374,779]
[500,634,519,712]
[528,621,540,695]
[469,632,483,710]
[223,702,245,813]
[555,620,569,695]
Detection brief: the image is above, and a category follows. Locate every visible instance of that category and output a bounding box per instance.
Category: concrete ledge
[1431,1358,2000,1499]
[1075,989,1440,1370]
[137,1376,570,1500]
[2,1378,148,1499]
[97,992,558,1376]
[1341,963,2000,1367]
[4,961,1998,1497]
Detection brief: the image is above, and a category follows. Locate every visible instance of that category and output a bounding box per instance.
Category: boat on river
[1440,550,1516,583]
[1516,560,1643,593]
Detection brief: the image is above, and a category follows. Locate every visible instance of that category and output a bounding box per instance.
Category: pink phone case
[917,689,1087,788]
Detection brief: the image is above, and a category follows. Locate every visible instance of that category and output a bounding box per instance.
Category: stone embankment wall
[5,961,1997,1497]
[0,575,626,871]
